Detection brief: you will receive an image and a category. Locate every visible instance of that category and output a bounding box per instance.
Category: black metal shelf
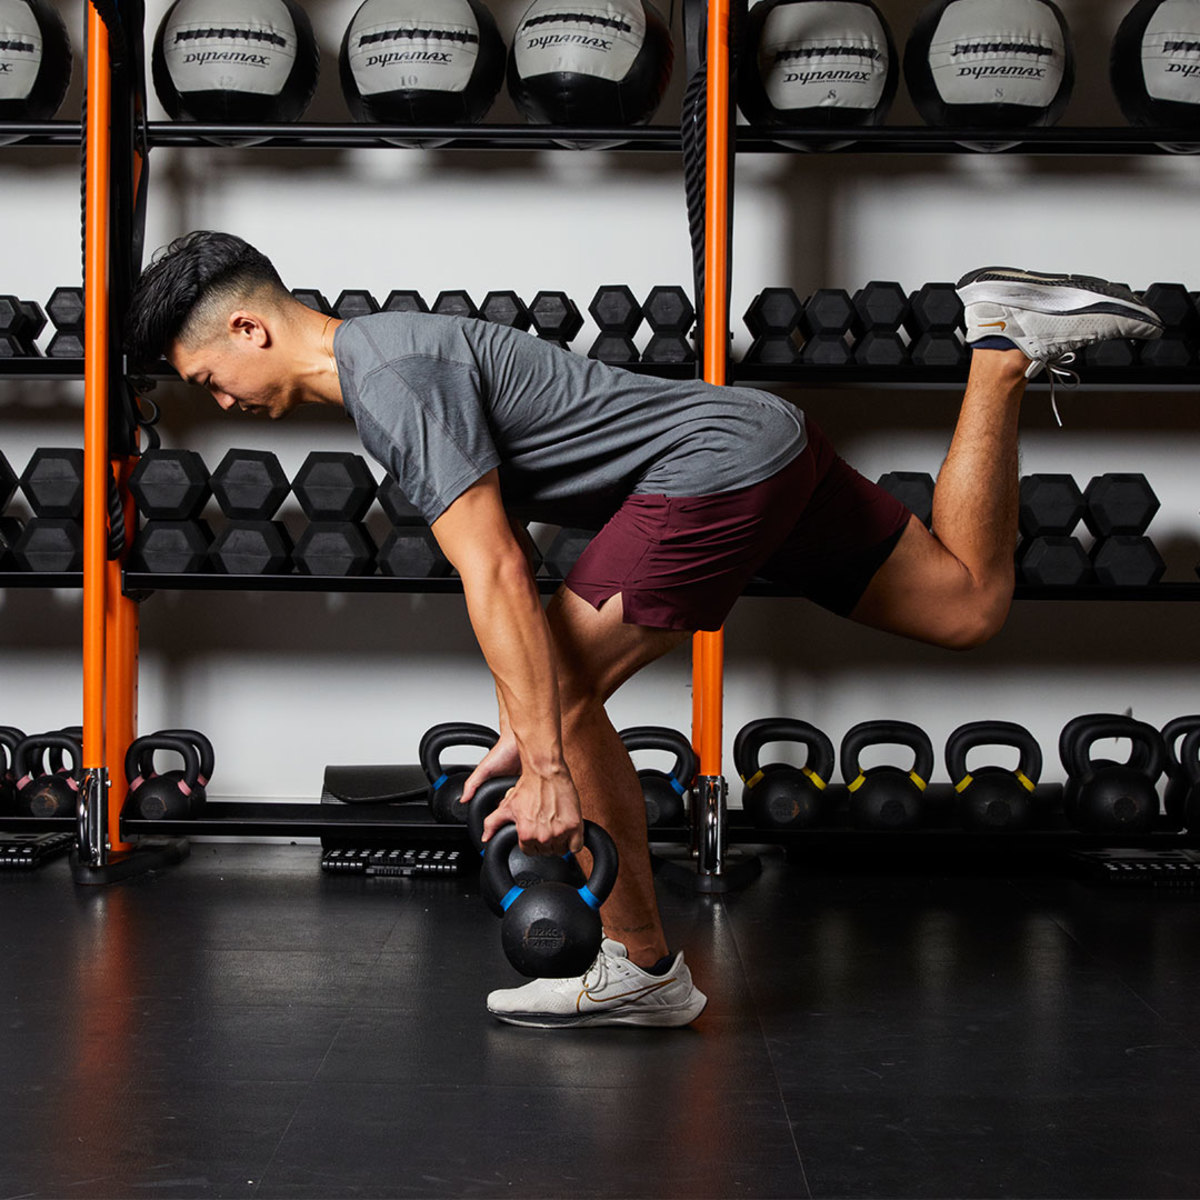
[0,121,81,147]
[116,571,1200,602]
[0,358,84,380]
[735,125,1200,155]
[0,571,82,589]
[145,121,682,152]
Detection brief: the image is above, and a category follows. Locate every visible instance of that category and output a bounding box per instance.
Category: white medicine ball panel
[1112,0,1200,126]
[513,0,645,83]
[0,0,71,119]
[904,0,1074,128]
[153,0,319,122]
[339,0,506,124]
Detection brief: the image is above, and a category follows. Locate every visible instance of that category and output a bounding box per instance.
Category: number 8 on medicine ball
[903,0,1075,130]
[340,0,507,127]
[507,0,674,128]
[737,0,899,147]
[1111,0,1200,130]
[152,0,320,123]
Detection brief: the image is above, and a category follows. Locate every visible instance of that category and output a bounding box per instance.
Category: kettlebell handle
[0,726,26,774]
[482,820,619,912]
[125,734,203,794]
[733,718,836,787]
[158,728,215,784]
[1163,715,1200,774]
[465,774,519,850]
[945,721,1042,792]
[840,720,934,790]
[13,733,82,784]
[1069,716,1166,782]
[1178,728,1200,787]
[418,722,499,785]
[618,726,698,791]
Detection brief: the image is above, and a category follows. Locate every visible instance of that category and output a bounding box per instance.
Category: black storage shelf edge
[119,572,1200,601]
[0,121,81,146]
[735,125,1200,155]
[0,359,85,380]
[732,363,1200,388]
[0,571,82,589]
[146,122,682,151]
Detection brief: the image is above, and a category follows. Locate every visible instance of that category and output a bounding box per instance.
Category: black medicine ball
[1112,0,1200,128]
[340,0,506,126]
[152,0,320,123]
[0,0,72,122]
[507,0,674,128]
[904,0,1075,129]
[737,0,898,142]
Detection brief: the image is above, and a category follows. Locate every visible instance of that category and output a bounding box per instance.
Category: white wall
[1,0,1197,802]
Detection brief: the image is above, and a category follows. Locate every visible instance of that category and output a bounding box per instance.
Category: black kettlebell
[945,720,1042,832]
[1162,715,1200,830]
[618,725,696,827]
[1060,714,1165,834]
[419,721,499,824]
[124,733,204,820]
[158,728,215,810]
[0,726,26,815]
[13,733,83,817]
[840,720,934,831]
[482,820,619,978]
[733,717,834,830]
[1174,728,1200,833]
[467,775,585,915]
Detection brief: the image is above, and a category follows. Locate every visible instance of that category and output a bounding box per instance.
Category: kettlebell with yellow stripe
[840,720,934,831]
[733,718,835,830]
[944,720,1042,832]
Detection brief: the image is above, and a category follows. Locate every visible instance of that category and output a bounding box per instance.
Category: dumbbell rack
[5,3,1200,881]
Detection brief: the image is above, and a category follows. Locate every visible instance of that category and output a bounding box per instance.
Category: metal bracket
[77,767,109,867]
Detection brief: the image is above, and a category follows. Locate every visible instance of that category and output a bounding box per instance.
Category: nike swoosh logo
[577,979,675,1010]
[979,320,1007,331]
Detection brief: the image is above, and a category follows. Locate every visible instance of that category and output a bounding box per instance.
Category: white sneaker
[957,266,1164,381]
[487,937,708,1029]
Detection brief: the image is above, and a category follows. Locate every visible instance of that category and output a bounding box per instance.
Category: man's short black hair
[125,231,287,382]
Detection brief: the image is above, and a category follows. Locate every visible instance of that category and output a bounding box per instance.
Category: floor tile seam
[723,899,813,1197]
[249,1079,320,1198]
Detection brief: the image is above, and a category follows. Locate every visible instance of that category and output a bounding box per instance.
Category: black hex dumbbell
[292,451,377,576]
[743,288,802,365]
[209,449,292,576]
[0,295,42,357]
[530,291,584,349]
[1083,473,1159,537]
[1138,282,1197,369]
[0,449,17,512]
[907,282,967,368]
[292,288,334,316]
[877,471,934,527]
[1016,536,1093,587]
[20,448,84,517]
[1018,474,1084,538]
[45,286,84,358]
[800,288,855,366]
[377,527,453,578]
[129,448,211,520]
[383,290,430,315]
[544,527,594,578]
[129,519,213,573]
[852,281,911,367]
[433,290,479,320]
[480,291,531,330]
[588,285,642,363]
[1089,535,1165,587]
[643,286,696,364]
[334,290,380,320]
[377,475,424,526]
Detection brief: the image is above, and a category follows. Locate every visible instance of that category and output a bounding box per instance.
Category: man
[125,233,1162,1028]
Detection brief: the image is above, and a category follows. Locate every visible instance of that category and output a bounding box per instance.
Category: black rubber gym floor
[4,842,1200,1199]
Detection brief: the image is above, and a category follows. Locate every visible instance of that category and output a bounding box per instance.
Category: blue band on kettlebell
[578,884,601,911]
[432,773,449,791]
[671,777,686,795]
[499,885,524,912]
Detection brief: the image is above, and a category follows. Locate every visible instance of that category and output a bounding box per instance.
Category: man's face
[169,315,299,420]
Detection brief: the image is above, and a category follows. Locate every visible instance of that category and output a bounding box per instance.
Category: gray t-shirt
[335,312,807,528]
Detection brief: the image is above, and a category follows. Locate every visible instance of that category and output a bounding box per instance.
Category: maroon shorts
[565,420,913,631]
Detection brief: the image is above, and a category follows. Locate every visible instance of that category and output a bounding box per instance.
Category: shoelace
[1026,351,1080,427]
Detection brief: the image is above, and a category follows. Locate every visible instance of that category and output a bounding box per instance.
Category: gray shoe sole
[489,992,709,1029]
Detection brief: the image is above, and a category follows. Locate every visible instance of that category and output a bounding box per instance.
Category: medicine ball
[0,0,72,124]
[507,0,674,130]
[904,0,1075,130]
[340,0,506,128]
[152,0,320,123]
[1112,0,1200,129]
[737,0,898,148]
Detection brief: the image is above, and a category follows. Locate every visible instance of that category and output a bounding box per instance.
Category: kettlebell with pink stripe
[13,732,82,818]
[124,733,203,820]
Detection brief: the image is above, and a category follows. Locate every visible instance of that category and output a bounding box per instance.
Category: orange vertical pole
[692,0,732,780]
[83,5,112,839]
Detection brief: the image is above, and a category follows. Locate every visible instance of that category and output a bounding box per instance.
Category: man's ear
[228,309,271,348]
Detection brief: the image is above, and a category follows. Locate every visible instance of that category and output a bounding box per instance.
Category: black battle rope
[680,64,707,367]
